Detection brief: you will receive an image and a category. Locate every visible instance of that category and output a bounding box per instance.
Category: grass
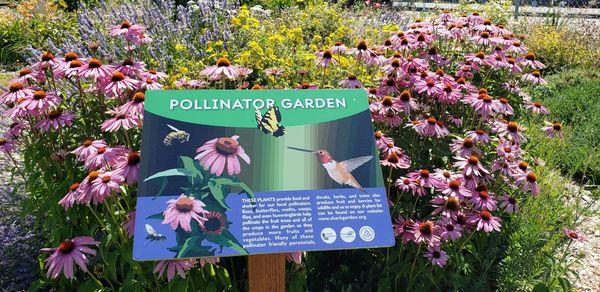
[0,72,12,87]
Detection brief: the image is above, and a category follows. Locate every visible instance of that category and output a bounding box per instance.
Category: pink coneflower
[58,183,80,210]
[454,155,489,177]
[520,53,545,69]
[265,68,284,76]
[414,220,440,246]
[195,135,251,176]
[438,218,462,241]
[34,52,58,70]
[119,92,145,116]
[469,210,501,233]
[470,188,497,211]
[525,101,550,115]
[374,131,393,150]
[1,82,34,103]
[377,77,400,95]
[397,90,417,114]
[496,140,522,160]
[116,58,145,76]
[339,75,363,88]
[75,170,101,204]
[497,121,526,143]
[296,83,319,90]
[12,67,37,83]
[471,31,492,46]
[115,151,141,185]
[100,71,139,97]
[285,251,304,264]
[36,109,75,131]
[109,20,146,39]
[140,78,163,90]
[72,139,107,161]
[141,69,168,81]
[496,98,514,116]
[438,83,462,104]
[466,129,491,144]
[471,94,498,118]
[380,151,411,169]
[499,194,518,213]
[53,52,81,77]
[347,40,374,62]
[563,228,585,242]
[408,169,439,189]
[20,90,61,114]
[330,41,348,54]
[440,179,472,199]
[101,110,140,132]
[200,57,241,81]
[522,70,546,84]
[450,137,480,157]
[542,121,563,138]
[199,257,220,267]
[78,58,115,80]
[123,211,135,238]
[200,211,227,235]
[153,259,196,282]
[84,145,129,170]
[415,77,443,97]
[64,59,85,78]
[430,195,461,219]
[381,59,404,77]
[465,51,486,65]
[432,169,460,189]
[505,57,522,74]
[162,194,209,231]
[41,236,99,279]
[415,117,448,138]
[424,245,448,267]
[314,50,337,68]
[514,171,540,196]
[174,78,206,89]
[90,170,124,204]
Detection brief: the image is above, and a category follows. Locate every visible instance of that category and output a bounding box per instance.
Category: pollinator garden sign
[132,89,395,260]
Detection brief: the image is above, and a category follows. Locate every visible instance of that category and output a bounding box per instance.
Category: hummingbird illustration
[288,146,373,192]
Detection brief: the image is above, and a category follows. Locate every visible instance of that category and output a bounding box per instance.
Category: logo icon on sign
[359,226,375,242]
[320,228,337,244]
[340,227,356,243]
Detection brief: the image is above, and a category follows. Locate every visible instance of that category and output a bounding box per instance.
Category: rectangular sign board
[132,89,395,260]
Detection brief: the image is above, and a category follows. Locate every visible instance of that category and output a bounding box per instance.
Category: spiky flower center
[88,58,103,68]
[467,155,479,165]
[58,239,75,254]
[0,138,6,146]
[449,180,461,190]
[552,122,562,131]
[385,78,396,87]
[88,171,100,182]
[463,138,474,148]
[476,52,485,59]
[417,34,426,42]
[445,224,455,231]
[532,70,541,78]
[518,161,529,171]
[9,83,24,92]
[387,152,399,163]
[128,152,140,165]
[427,117,437,125]
[480,210,492,221]
[19,68,31,76]
[175,197,194,212]
[357,40,368,50]
[384,39,392,46]
[111,72,125,82]
[399,90,411,101]
[446,196,460,210]
[480,31,490,39]
[133,92,145,102]
[507,122,519,133]
[322,50,333,59]
[97,147,106,154]
[70,60,83,68]
[482,95,492,103]
[525,53,536,61]
[102,175,112,183]
[479,191,490,200]
[65,52,78,61]
[499,98,509,104]
[69,183,80,191]
[48,109,62,119]
[33,90,46,100]
[526,172,537,182]
[382,96,394,107]
[419,169,430,178]
[120,20,132,29]
[418,221,433,235]
[428,46,437,55]
[41,52,55,62]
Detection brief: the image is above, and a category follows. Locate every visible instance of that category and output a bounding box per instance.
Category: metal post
[515,0,521,19]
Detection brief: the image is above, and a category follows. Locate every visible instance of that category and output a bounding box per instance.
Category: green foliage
[527,68,600,184]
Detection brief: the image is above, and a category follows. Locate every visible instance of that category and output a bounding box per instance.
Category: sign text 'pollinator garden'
[132,89,395,260]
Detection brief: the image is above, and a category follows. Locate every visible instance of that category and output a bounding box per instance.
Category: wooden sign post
[248,254,286,292]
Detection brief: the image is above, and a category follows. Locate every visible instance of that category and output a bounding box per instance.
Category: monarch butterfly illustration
[255,106,285,137]
[163,124,190,146]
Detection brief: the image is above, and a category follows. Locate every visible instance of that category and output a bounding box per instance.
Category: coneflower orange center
[215,137,239,155]
[175,197,194,212]
[58,239,75,254]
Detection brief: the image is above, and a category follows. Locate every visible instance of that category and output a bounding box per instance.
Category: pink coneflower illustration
[162,194,209,232]
[36,109,75,131]
[58,183,80,210]
[200,57,242,81]
[499,194,518,213]
[195,135,251,176]
[314,50,337,68]
[525,101,550,115]
[100,71,139,97]
[424,245,448,267]
[514,171,540,196]
[101,110,140,132]
[414,220,440,246]
[454,155,490,177]
[438,217,462,241]
[123,211,135,238]
[469,210,501,233]
[563,228,585,242]
[41,236,99,279]
[1,82,34,103]
[90,170,124,204]
[522,70,546,84]
[72,139,107,161]
[200,211,227,235]
[285,251,304,264]
[339,75,363,88]
[542,121,563,138]
[78,58,115,80]
[114,151,139,185]
[20,90,61,114]
[450,137,480,157]
[430,195,461,219]
[153,259,196,282]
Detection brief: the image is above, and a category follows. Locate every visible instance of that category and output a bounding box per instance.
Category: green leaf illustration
[206,230,248,255]
[176,235,214,258]
[208,179,231,210]
[144,168,192,182]
[146,212,164,220]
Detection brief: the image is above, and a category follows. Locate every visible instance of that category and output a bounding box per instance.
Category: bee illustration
[255,106,285,137]
[145,224,166,242]
[163,124,190,146]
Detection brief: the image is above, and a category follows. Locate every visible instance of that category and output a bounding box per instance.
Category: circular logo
[359,226,375,242]
[320,228,337,244]
[340,227,356,243]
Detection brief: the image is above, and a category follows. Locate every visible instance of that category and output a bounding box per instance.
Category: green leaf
[177,235,214,258]
[144,168,192,182]
[206,230,248,255]
[178,156,204,179]
[531,283,550,292]
[208,179,231,210]
[212,178,256,203]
